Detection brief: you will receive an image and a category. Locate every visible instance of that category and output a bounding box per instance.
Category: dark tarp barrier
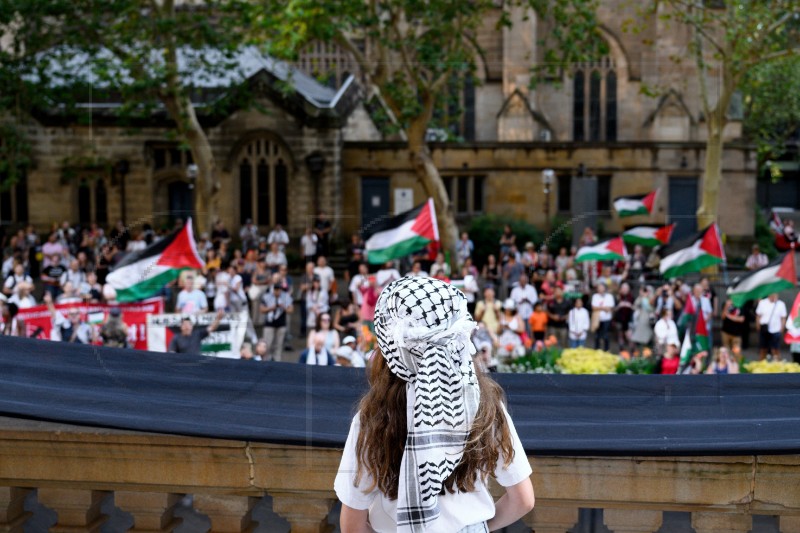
[1,336,799,456]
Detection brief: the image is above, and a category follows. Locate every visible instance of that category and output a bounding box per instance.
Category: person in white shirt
[591,282,615,351]
[568,297,591,347]
[266,224,290,252]
[300,227,318,264]
[510,273,538,335]
[59,259,86,290]
[756,293,788,361]
[335,277,534,532]
[314,255,336,296]
[264,242,287,272]
[404,261,429,278]
[376,261,402,288]
[653,308,680,354]
[745,244,769,271]
[348,262,369,307]
[3,263,33,297]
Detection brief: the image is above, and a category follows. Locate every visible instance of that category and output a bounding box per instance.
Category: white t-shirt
[300,234,318,256]
[568,307,590,340]
[510,284,538,320]
[756,298,788,334]
[334,404,532,533]
[314,265,336,294]
[349,274,369,306]
[591,293,615,322]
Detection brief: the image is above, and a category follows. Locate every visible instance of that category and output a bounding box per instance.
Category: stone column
[114,491,182,532]
[0,487,32,533]
[779,515,800,533]
[37,488,109,533]
[691,512,751,533]
[192,494,257,533]
[270,491,335,533]
[521,504,579,533]
[603,509,663,533]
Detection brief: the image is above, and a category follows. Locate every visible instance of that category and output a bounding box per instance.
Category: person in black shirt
[547,287,572,347]
[314,211,332,258]
[168,309,224,354]
[41,255,67,299]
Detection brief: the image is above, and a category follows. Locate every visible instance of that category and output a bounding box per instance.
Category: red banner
[11,298,164,350]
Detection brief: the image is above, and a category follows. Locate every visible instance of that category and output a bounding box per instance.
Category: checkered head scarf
[374,276,480,531]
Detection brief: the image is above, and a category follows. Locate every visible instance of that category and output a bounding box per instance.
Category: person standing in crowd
[348,262,369,307]
[298,262,317,337]
[260,283,294,362]
[267,224,290,252]
[335,277,534,532]
[3,262,33,298]
[568,297,590,348]
[359,275,380,333]
[264,242,287,273]
[458,265,480,316]
[1,302,26,337]
[300,312,339,365]
[474,286,502,339]
[528,302,548,342]
[510,272,537,337]
[334,295,361,340]
[653,308,680,355]
[756,293,787,361]
[745,244,769,271]
[613,282,634,351]
[405,260,428,277]
[499,224,516,260]
[591,282,614,351]
[175,271,208,314]
[314,255,336,298]
[720,298,746,352]
[376,260,402,289]
[43,292,94,344]
[346,233,365,282]
[657,341,681,374]
[497,298,525,358]
[481,254,501,290]
[41,254,66,299]
[239,218,259,252]
[168,310,224,354]
[300,227,318,265]
[100,307,129,348]
[630,285,654,348]
[314,211,332,258]
[429,252,451,280]
[547,287,571,347]
[305,276,329,333]
[455,231,474,269]
[705,347,740,374]
[501,253,523,300]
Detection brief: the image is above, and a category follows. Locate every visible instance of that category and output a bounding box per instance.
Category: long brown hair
[354,350,515,500]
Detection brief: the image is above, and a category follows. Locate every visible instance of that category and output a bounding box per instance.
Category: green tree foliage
[636,1,800,229]
[0,0,259,230]
[742,55,800,172]
[271,0,606,257]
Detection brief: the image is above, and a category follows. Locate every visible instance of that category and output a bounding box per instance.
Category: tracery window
[573,57,617,142]
[237,138,289,227]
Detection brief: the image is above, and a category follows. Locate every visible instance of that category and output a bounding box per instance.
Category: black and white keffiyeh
[374,276,480,532]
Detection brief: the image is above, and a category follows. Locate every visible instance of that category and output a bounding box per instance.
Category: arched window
[573,57,617,142]
[76,177,108,225]
[237,138,290,227]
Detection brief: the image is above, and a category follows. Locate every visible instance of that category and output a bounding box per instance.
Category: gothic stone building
[2,3,757,249]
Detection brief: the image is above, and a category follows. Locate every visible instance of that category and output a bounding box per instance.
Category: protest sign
[146,310,250,358]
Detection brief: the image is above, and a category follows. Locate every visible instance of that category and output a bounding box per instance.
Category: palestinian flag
[575,237,627,263]
[679,330,693,368]
[622,224,676,247]
[677,294,696,332]
[613,190,658,217]
[728,252,797,307]
[106,219,204,302]
[694,307,710,353]
[659,224,726,279]
[364,198,439,264]
[784,292,800,344]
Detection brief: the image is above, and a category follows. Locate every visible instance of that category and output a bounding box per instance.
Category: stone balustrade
[1,416,798,532]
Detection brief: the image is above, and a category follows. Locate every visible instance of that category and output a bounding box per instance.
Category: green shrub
[466,214,545,267]
[754,207,778,259]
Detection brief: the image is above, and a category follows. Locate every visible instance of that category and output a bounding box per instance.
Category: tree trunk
[697,117,723,231]
[407,128,459,266]
[161,94,218,234]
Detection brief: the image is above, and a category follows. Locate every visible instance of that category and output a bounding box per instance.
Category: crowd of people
[1,215,795,371]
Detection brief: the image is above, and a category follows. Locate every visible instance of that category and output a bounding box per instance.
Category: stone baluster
[521,504,579,533]
[115,491,182,532]
[603,509,663,533]
[37,488,109,533]
[192,494,257,533]
[691,512,751,533]
[779,515,800,533]
[270,491,335,533]
[0,487,32,533]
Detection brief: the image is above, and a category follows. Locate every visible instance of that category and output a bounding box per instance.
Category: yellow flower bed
[744,360,800,374]
[558,348,620,375]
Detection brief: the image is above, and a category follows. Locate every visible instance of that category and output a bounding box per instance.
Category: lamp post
[186,164,198,227]
[542,169,555,235]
